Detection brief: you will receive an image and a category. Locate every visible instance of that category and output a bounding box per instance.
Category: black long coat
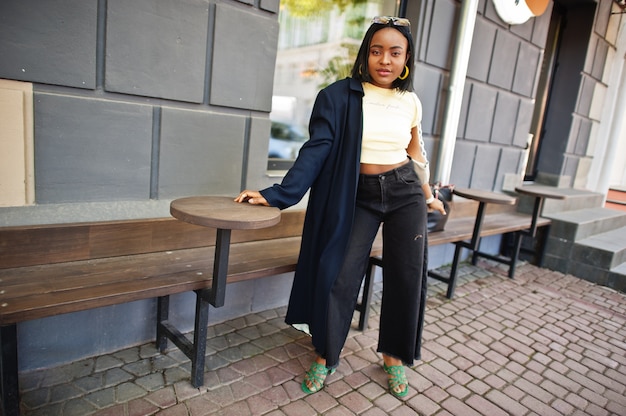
[260,78,364,354]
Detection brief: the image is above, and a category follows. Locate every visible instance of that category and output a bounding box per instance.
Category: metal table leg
[154,228,232,387]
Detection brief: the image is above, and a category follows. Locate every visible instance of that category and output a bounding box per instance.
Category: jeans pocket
[399,168,420,186]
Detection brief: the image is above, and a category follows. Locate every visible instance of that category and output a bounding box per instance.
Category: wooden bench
[0,209,327,416]
[0,194,549,415]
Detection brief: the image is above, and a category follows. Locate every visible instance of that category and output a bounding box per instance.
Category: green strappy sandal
[301,361,335,394]
[383,363,409,398]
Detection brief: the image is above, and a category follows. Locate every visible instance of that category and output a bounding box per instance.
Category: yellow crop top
[360,82,422,165]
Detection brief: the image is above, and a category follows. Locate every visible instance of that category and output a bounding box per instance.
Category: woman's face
[367,27,409,89]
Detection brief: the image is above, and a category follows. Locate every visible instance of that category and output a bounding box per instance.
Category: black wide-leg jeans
[324,159,428,369]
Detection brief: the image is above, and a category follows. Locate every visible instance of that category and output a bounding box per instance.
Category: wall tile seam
[483,15,548,49]
[232,0,279,15]
[31,84,257,118]
[481,18,545,47]
[579,72,610,89]
[468,80,532,104]
[458,138,525,150]
[593,35,618,53]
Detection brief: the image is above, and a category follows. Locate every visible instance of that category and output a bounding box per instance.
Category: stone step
[545,207,626,241]
[609,262,626,292]
[573,226,626,269]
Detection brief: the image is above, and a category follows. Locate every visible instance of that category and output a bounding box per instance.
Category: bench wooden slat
[0,237,303,324]
[0,225,91,268]
[0,210,307,269]
[428,212,550,245]
[0,224,383,326]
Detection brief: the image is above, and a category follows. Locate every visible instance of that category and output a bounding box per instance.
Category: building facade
[1,0,624,370]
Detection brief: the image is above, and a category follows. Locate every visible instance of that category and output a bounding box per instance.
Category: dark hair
[351,22,414,91]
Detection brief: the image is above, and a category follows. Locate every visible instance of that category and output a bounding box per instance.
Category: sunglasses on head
[371,16,411,27]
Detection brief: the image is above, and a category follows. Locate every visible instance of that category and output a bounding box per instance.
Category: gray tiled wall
[0,0,280,372]
[0,0,279,206]
[417,0,611,190]
[411,0,552,190]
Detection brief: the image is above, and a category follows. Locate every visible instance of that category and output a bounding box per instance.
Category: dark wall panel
[472,146,501,189]
[210,4,278,111]
[488,31,519,90]
[0,0,97,89]
[513,42,541,97]
[414,63,443,135]
[591,39,608,80]
[34,94,153,203]
[491,92,519,145]
[465,83,497,142]
[496,147,524,190]
[577,74,595,117]
[457,82,472,139]
[513,98,535,148]
[425,0,457,69]
[105,0,209,103]
[158,108,246,198]
[467,18,496,82]
[574,118,592,156]
[450,141,476,188]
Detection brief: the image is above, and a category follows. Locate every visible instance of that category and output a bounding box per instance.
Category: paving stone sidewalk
[15,261,626,415]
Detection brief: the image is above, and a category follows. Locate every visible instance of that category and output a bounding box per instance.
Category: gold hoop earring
[398,65,409,80]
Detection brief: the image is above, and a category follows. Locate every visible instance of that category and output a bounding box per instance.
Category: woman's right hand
[234,190,269,206]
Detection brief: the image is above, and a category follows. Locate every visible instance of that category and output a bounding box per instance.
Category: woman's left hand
[428,198,446,215]
[234,190,269,206]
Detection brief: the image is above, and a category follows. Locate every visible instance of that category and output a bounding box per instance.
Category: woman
[235,16,445,398]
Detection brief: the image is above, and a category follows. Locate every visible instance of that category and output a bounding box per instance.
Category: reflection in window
[267,0,401,171]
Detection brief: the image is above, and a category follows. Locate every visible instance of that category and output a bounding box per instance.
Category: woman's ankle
[382,354,402,367]
[315,356,326,366]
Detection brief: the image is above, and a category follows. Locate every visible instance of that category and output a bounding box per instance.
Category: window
[267,0,403,171]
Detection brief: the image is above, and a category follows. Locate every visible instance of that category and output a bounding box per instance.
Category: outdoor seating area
[0,189,555,415]
[11,260,626,415]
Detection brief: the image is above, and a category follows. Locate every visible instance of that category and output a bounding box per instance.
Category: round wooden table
[170,196,280,308]
[168,196,280,387]
[453,187,518,206]
[515,184,567,235]
[170,195,281,231]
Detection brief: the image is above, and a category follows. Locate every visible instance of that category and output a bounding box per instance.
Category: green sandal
[383,363,409,398]
[301,361,335,394]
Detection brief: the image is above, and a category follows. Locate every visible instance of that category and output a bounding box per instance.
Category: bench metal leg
[357,256,382,331]
[508,231,524,279]
[1,324,20,416]
[428,242,464,299]
[472,228,531,279]
[156,296,170,353]
[155,291,210,388]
